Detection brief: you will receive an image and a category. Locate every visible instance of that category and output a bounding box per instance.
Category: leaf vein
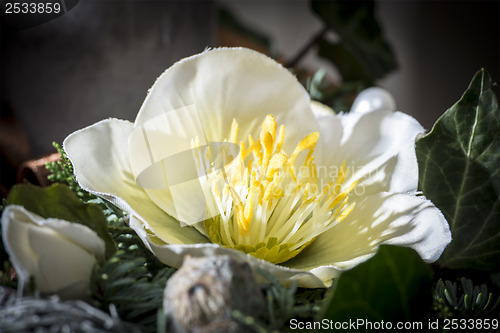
[450,72,484,233]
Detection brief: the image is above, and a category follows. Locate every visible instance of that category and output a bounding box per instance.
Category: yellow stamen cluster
[195,115,356,264]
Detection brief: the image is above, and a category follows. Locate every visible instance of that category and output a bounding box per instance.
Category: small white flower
[1,205,105,299]
[64,48,451,287]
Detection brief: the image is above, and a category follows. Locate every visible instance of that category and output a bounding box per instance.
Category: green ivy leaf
[311,0,397,83]
[416,69,500,270]
[320,246,432,329]
[6,183,116,259]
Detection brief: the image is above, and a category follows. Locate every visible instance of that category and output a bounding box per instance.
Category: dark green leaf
[311,0,397,82]
[416,69,500,270]
[320,246,432,329]
[6,183,116,259]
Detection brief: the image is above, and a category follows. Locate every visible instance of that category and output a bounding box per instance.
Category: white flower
[64,47,451,288]
[1,205,105,299]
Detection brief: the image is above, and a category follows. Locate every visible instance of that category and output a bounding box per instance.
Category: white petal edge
[63,118,208,245]
[316,106,424,195]
[285,192,452,281]
[1,205,104,299]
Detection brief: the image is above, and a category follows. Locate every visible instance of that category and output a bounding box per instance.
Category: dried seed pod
[163,255,264,333]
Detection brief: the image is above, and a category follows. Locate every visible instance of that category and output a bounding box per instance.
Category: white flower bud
[1,205,105,299]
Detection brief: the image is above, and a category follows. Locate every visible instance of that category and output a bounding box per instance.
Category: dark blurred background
[1,0,499,195]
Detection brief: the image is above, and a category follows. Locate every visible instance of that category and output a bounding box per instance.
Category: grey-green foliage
[230,268,325,333]
[433,278,499,319]
[91,225,176,333]
[416,69,500,270]
[91,251,173,332]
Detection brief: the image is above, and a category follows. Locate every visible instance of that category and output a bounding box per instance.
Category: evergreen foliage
[433,278,500,319]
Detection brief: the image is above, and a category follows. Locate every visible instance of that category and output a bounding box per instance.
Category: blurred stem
[285,25,329,68]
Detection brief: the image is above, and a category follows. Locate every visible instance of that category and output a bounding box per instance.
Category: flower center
[194,115,356,264]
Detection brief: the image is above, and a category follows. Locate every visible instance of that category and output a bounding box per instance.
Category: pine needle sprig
[108,224,166,273]
[91,222,177,332]
[91,250,175,332]
[46,142,90,200]
[433,278,500,319]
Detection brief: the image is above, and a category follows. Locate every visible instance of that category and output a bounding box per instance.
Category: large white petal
[285,192,451,282]
[134,48,318,148]
[317,107,424,195]
[63,119,207,245]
